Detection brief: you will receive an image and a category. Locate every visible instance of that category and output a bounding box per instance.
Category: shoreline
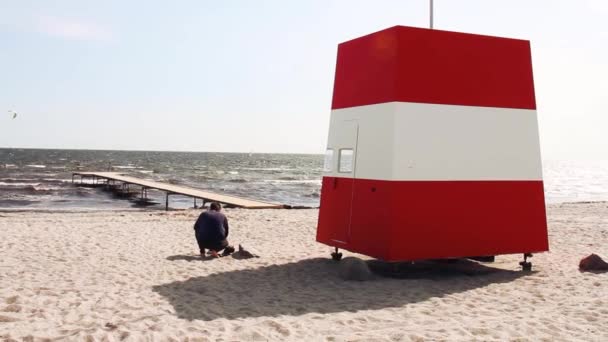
[0,200,604,214]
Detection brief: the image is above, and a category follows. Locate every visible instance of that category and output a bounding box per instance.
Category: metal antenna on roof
[430,0,434,29]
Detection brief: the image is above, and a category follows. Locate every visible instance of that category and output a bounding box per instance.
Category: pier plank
[73,172,283,209]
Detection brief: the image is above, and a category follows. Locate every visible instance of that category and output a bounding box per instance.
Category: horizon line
[0,146,324,156]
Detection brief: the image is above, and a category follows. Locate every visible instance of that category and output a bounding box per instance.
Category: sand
[0,202,607,341]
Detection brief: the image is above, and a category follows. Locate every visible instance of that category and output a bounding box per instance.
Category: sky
[1,0,607,159]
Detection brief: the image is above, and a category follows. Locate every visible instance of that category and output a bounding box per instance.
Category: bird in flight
[8,110,17,119]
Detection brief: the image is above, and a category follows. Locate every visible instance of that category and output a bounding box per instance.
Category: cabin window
[338,149,354,173]
[323,149,334,172]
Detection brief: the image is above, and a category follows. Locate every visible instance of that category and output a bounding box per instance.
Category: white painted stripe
[324,102,543,181]
[325,103,395,180]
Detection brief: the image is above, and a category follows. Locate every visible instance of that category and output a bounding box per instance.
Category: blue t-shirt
[194,210,229,242]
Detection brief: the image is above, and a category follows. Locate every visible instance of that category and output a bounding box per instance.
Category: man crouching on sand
[194,202,235,258]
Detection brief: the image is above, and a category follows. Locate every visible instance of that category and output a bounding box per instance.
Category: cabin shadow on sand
[152,258,529,321]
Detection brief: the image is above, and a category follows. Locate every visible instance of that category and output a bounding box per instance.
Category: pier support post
[165,193,170,211]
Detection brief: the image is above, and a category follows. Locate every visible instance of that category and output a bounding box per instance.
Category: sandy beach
[1,202,607,341]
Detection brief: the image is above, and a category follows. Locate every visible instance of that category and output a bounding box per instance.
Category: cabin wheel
[519,253,533,271]
[331,247,343,261]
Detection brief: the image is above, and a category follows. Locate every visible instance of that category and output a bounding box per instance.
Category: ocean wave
[263,179,322,185]
[33,185,66,191]
[41,173,59,177]
[0,181,72,194]
[42,178,73,184]
[0,185,49,195]
[238,167,297,171]
[0,178,41,183]
[74,187,95,197]
[192,175,217,181]
[2,178,69,186]
[278,176,298,181]
[1,149,325,208]
[305,191,320,198]
[0,182,41,187]
[0,199,38,206]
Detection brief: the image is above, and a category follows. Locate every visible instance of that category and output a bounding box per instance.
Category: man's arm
[194,214,202,231]
[224,216,229,238]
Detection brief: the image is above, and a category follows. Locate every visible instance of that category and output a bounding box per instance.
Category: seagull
[8,110,17,119]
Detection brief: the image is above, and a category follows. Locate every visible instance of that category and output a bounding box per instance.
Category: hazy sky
[1,0,607,159]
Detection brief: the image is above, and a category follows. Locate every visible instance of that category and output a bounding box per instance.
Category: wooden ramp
[72,172,284,210]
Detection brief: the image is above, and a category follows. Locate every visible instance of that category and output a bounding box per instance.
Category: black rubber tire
[519,261,532,271]
[331,252,343,261]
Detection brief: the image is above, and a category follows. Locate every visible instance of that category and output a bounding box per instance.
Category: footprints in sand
[0,296,21,323]
[232,320,292,340]
[2,207,608,340]
[0,315,20,322]
[4,296,19,305]
[2,304,22,313]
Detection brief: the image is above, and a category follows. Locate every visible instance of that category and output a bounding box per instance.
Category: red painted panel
[332,28,399,110]
[316,177,354,244]
[317,178,548,262]
[331,26,536,110]
[387,180,548,261]
[348,180,392,260]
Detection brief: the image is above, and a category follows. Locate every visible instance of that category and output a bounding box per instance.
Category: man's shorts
[200,239,229,252]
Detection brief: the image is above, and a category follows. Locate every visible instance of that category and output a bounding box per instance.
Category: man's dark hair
[209,202,222,211]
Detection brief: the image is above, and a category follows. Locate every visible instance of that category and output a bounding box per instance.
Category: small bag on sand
[579,254,608,272]
[232,244,259,259]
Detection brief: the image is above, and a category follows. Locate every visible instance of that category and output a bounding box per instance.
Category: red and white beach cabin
[316,26,549,265]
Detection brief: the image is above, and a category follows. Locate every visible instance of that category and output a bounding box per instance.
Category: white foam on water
[239,167,297,171]
[263,179,322,185]
[1,178,39,182]
[0,182,41,187]
[26,164,46,168]
[543,160,608,203]
[33,185,63,191]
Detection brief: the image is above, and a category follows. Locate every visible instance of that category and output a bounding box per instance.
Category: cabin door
[328,120,359,244]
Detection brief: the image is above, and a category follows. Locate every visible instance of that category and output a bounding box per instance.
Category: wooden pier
[72,172,284,210]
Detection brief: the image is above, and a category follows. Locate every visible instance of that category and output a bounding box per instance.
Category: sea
[1,148,607,211]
